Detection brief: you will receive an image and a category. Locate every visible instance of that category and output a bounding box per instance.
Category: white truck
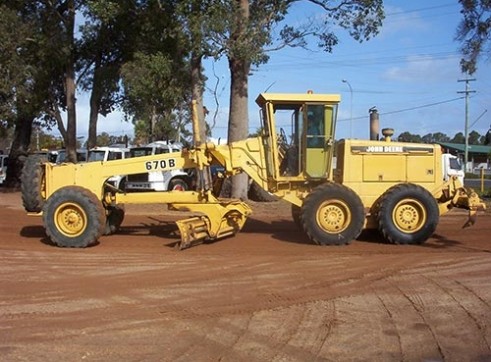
[125,141,193,191]
[442,153,465,185]
[87,146,130,190]
[48,149,87,163]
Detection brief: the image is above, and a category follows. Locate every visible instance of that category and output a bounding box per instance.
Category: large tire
[42,186,106,248]
[376,183,439,245]
[248,181,278,202]
[104,205,125,235]
[301,183,365,245]
[21,155,46,212]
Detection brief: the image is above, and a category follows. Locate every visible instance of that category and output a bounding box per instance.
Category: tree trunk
[87,90,100,149]
[227,0,250,199]
[87,61,102,149]
[5,113,34,188]
[65,0,77,163]
[228,56,250,199]
[87,47,105,149]
[150,105,158,142]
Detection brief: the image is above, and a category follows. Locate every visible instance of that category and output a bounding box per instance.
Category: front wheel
[301,183,365,245]
[104,205,125,235]
[376,183,439,245]
[42,186,106,248]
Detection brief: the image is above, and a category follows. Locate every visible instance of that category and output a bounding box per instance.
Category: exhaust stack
[369,107,379,140]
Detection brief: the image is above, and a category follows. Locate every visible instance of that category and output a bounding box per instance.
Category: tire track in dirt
[2,194,491,361]
[424,274,491,353]
[396,286,445,361]
[380,254,491,362]
[375,294,404,361]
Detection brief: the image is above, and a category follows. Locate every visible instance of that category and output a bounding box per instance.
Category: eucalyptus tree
[120,1,191,143]
[0,1,73,185]
[78,1,140,149]
[456,0,491,74]
[0,0,85,170]
[207,0,385,198]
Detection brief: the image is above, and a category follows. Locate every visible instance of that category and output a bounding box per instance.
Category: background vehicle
[48,149,87,163]
[21,93,485,250]
[125,141,192,192]
[442,153,465,185]
[87,146,130,190]
[0,154,8,185]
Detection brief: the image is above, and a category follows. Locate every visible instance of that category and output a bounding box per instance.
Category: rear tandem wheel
[376,183,439,245]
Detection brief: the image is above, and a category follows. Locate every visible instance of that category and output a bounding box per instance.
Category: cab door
[303,104,337,179]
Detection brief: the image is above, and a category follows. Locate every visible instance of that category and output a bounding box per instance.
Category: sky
[69,0,490,144]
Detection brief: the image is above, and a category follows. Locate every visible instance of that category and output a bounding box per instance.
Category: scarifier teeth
[462,209,477,229]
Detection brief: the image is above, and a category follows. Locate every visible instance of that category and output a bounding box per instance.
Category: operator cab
[256,92,340,181]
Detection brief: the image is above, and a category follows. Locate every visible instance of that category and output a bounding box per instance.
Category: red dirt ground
[1,189,491,361]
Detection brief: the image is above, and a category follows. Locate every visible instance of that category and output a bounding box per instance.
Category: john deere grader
[21,92,485,249]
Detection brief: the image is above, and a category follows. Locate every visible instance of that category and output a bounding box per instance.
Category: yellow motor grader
[21,92,485,249]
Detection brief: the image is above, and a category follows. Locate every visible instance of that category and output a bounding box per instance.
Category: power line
[386,3,457,17]
[338,96,465,122]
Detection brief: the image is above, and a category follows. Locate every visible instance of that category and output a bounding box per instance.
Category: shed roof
[438,142,491,155]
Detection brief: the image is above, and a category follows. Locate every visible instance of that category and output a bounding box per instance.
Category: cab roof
[255,92,341,106]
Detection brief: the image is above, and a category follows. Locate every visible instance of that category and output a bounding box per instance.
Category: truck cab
[87,146,130,189]
[48,149,87,164]
[442,153,465,185]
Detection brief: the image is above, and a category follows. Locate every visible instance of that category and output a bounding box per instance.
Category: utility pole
[457,78,476,172]
[342,79,353,138]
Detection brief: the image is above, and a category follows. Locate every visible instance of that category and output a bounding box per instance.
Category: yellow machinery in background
[21,92,485,249]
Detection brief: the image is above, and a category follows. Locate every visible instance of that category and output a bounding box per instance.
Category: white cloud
[378,5,429,39]
[382,55,458,82]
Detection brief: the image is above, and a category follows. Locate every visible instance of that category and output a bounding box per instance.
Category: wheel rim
[392,198,426,233]
[54,202,87,237]
[316,199,351,233]
[172,184,185,191]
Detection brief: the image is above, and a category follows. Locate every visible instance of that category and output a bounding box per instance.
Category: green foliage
[421,132,450,144]
[397,130,491,146]
[456,0,491,74]
[203,0,385,67]
[249,127,263,138]
[451,132,466,144]
[469,130,481,145]
[121,51,190,142]
[93,132,128,147]
[29,128,63,151]
[397,131,422,143]
[0,4,46,125]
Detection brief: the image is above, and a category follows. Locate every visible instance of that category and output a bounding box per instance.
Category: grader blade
[462,210,477,229]
[172,199,252,250]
